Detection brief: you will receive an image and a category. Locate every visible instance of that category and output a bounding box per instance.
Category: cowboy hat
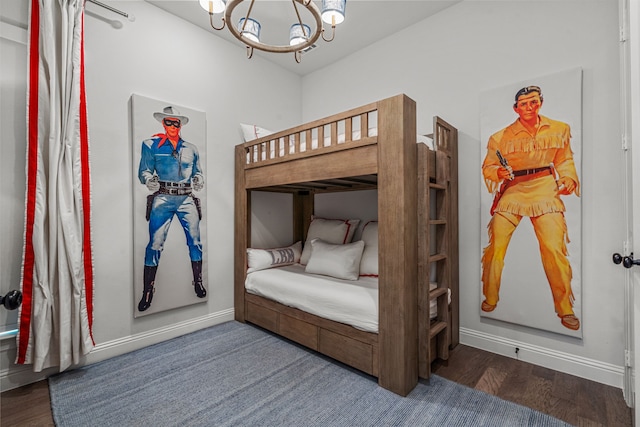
[153,106,189,125]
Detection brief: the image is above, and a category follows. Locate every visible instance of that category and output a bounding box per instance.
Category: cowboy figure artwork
[137,106,206,312]
[480,85,581,331]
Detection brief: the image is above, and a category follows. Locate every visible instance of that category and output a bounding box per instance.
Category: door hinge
[620,25,627,42]
[625,350,633,367]
[622,134,629,151]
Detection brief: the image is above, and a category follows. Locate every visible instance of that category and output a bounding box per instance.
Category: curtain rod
[86,0,135,21]
[0,329,17,341]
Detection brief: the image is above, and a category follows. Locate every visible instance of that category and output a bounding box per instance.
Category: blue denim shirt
[138,135,203,184]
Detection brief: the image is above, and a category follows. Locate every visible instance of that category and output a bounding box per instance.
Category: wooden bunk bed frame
[234,94,458,396]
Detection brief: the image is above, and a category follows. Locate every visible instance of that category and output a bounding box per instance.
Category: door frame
[627,0,640,422]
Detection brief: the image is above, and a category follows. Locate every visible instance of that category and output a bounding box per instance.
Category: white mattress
[245,265,446,334]
[245,264,379,333]
[248,127,434,162]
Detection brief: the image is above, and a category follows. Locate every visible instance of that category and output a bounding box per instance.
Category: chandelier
[199,0,347,63]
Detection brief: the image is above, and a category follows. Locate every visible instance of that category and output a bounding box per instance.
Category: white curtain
[17,0,94,372]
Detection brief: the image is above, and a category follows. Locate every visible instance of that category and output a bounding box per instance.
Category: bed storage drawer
[246,301,278,332]
[319,329,373,375]
[279,314,319,351]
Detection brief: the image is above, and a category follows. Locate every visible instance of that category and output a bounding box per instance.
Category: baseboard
[460,327,624,389]
[1,309,235,392]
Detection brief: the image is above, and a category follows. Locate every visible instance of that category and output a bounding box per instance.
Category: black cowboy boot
[138,265,157,311]
[191,260,206,298]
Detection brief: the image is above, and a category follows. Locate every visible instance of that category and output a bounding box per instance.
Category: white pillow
[359,221,378,277]
[300,216,360,265]
[240,123,273,142]
[305,239,365,281]
[247,241,302,273]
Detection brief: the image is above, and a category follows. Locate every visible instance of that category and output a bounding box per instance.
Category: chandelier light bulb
[290,23,311,46]
[238,17,261,43]
[199,0,226,14]
[321,0,346,25]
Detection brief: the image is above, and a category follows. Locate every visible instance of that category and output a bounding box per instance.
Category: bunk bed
[234,94,458,397]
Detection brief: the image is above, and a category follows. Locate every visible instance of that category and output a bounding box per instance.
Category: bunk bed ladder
[418,116,459,380]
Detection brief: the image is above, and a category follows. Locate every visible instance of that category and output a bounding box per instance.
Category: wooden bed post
[235,145,250,322]
[293,191,314,244]
[377,94,418,396]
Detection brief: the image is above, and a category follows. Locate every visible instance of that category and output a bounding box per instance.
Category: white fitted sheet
[245,264,379,333]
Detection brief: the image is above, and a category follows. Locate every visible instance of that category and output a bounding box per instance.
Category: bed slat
[346,118,353,142]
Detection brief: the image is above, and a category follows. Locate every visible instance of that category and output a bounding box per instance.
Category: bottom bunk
[245,262,447,337]
[243,290,444,379]
[241,226,451,383]
[246,263,379,334]
[245,292,380,377]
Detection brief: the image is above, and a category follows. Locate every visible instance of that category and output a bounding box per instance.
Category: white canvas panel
[131,94,208,317]
[479,68,582,338]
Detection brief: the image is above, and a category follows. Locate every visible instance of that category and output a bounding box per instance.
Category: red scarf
[154,133,178,149]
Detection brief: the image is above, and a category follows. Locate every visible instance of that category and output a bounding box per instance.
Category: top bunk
[235,94,456,193]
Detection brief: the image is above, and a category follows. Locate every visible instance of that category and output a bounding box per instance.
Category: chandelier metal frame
[205,0,341,63]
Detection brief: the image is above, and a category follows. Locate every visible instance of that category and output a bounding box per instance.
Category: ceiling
[146,1,461,76]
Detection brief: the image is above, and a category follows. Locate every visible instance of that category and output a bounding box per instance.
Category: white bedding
[245,264,379,333]
[245,265,445,334]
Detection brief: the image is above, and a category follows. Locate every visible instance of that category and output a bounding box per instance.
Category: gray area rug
[49,321,569,426]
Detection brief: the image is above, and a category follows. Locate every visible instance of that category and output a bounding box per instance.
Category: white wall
[315,190,378,241]
[0,0,33,390]
[251,191,294,249]
[302,1,625,386]
[251,190,378,248]
[1,1,302,390]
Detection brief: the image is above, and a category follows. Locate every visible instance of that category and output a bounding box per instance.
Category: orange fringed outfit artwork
[479,70,582,336]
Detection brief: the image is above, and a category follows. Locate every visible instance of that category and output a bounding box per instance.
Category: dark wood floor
[432,345,632,426]
[1,379,54,426]
[1,344,632,426]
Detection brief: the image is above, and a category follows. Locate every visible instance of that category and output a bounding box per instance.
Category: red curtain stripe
[79,11,95,344]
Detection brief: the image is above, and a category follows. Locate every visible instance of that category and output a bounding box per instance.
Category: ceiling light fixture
[199,0,346,63]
